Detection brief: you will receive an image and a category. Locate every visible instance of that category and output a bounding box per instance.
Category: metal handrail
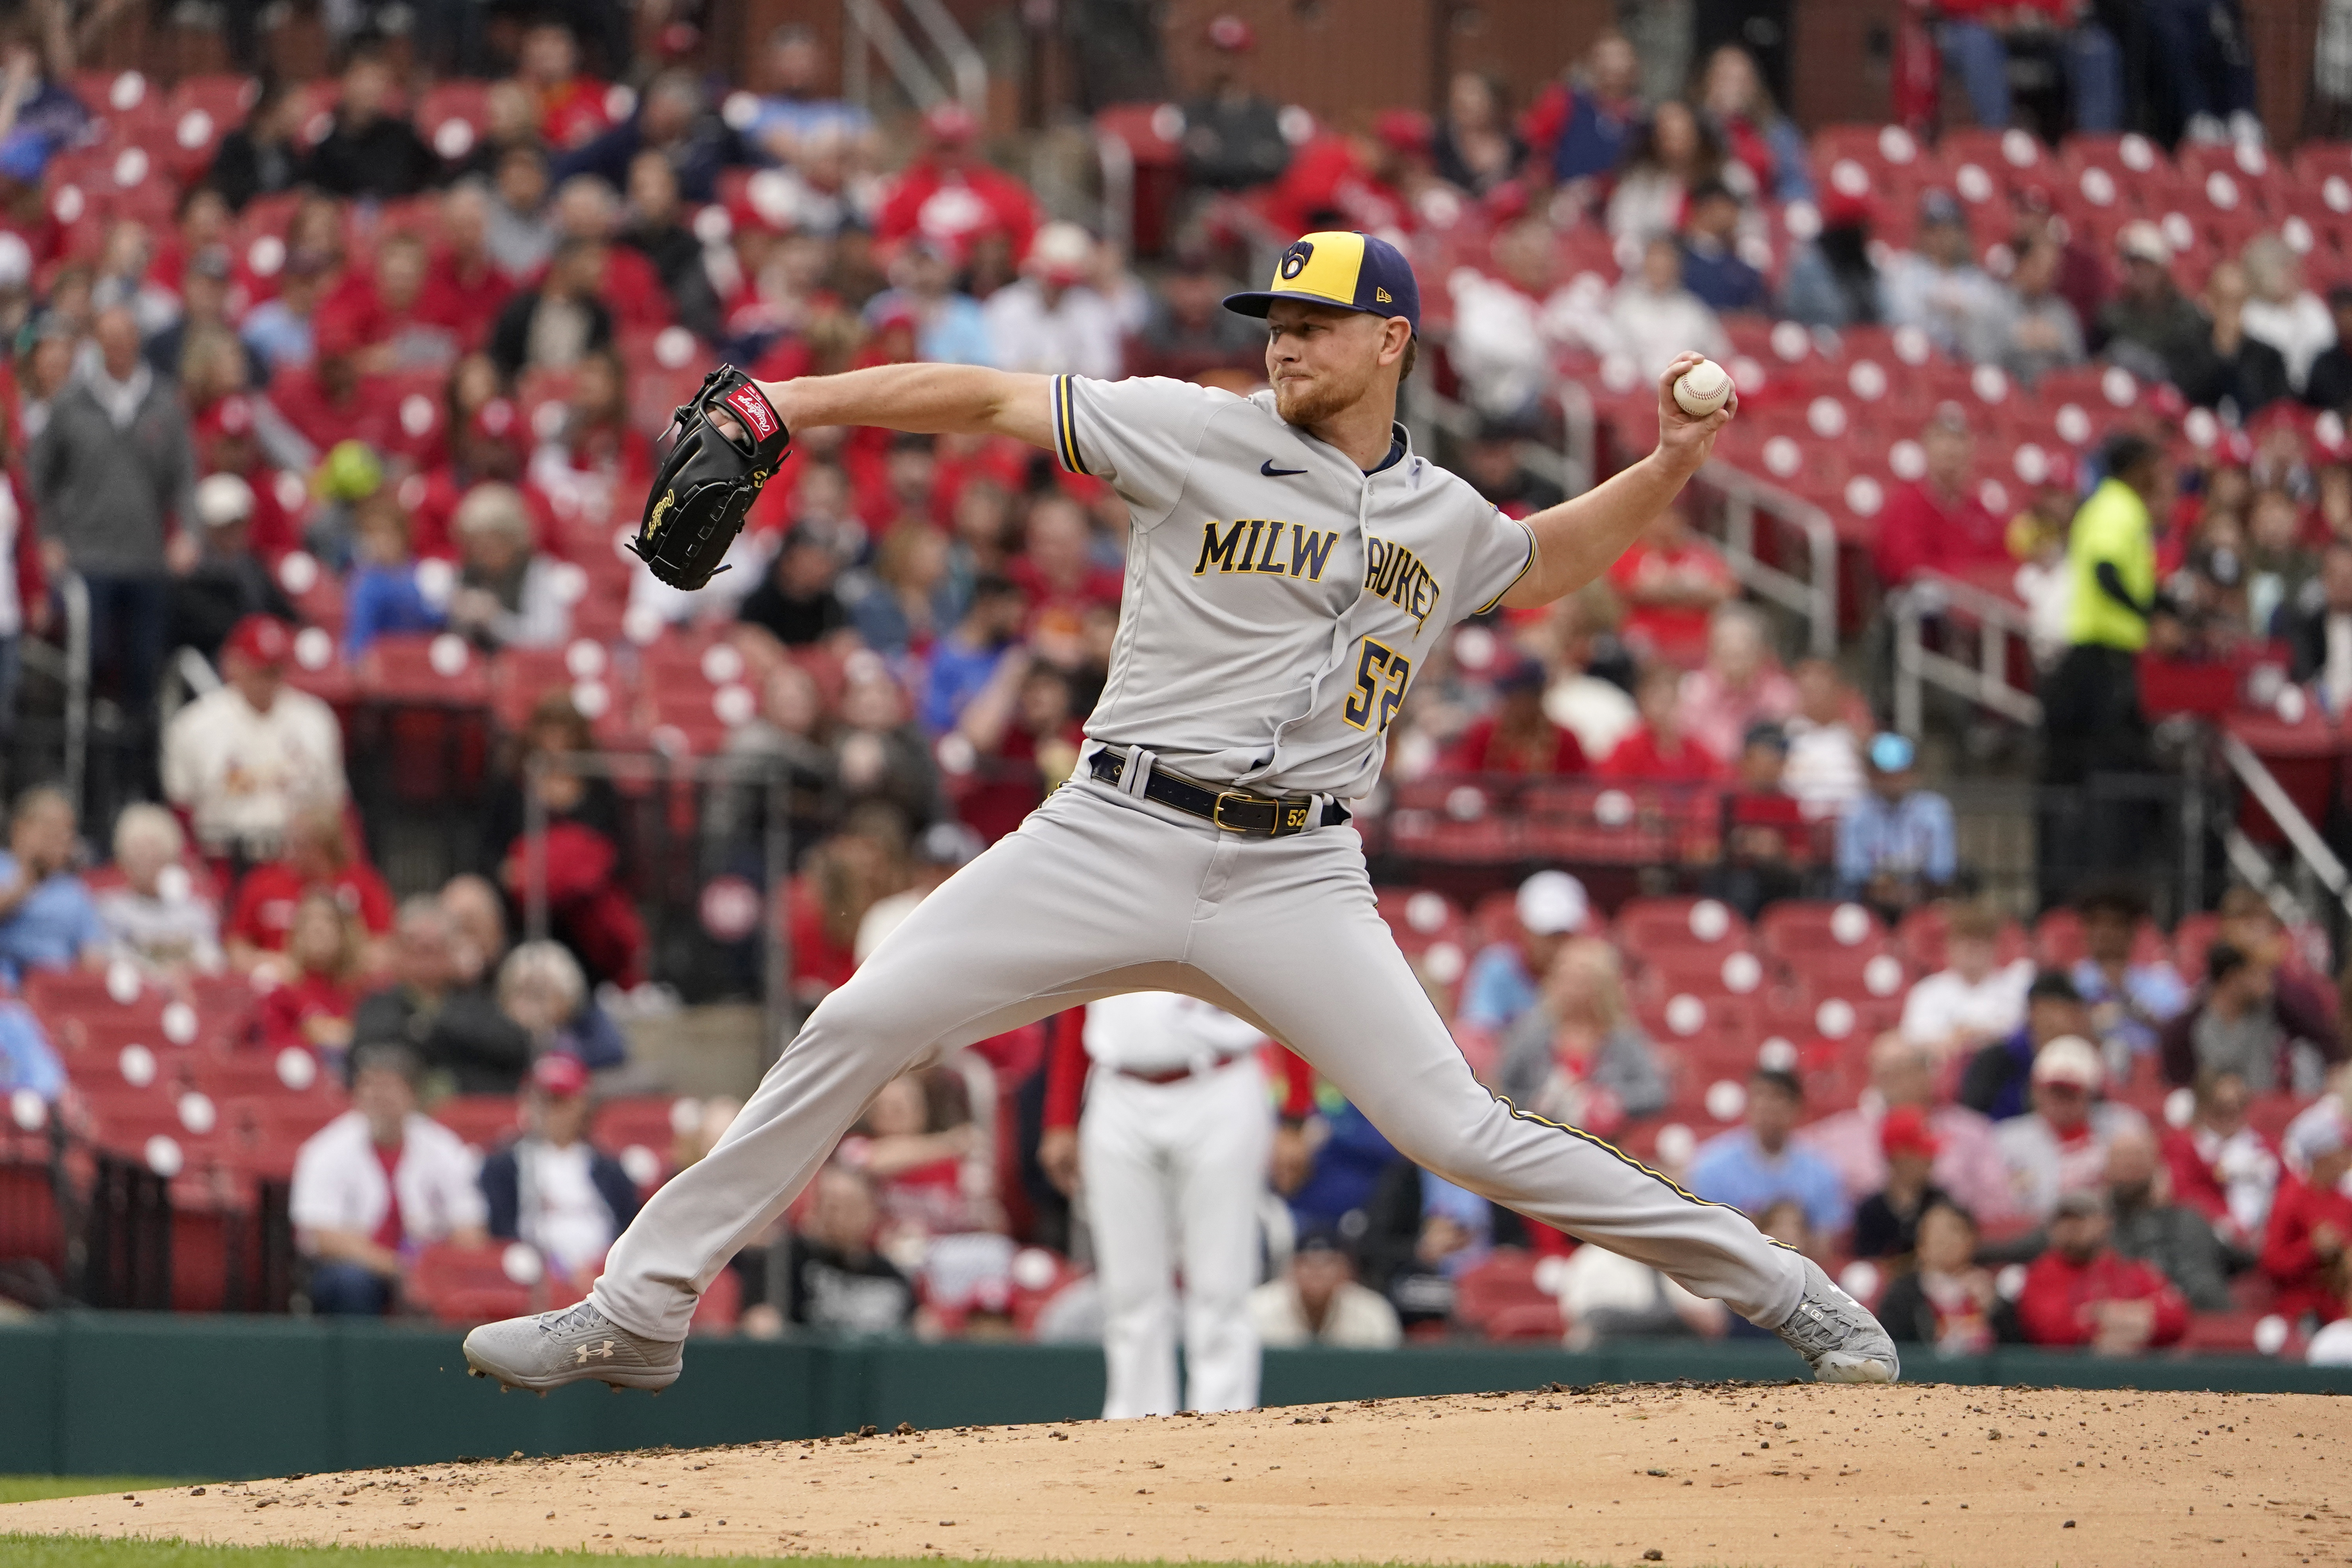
[18,572,94,819]
[900,0,987,116]
[1696,462,1839,658]
[842,0,984,116]
[1400,379,1582,500]
[1094,125,1135,258]
[2217,729,2352,924]
[1889,570,2043,735]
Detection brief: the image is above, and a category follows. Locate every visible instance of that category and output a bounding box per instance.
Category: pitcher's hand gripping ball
[1672,357,1734,417]
[631,365,792,590]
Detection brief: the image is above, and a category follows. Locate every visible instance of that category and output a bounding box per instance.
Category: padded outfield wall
[4,1313,2349,1478]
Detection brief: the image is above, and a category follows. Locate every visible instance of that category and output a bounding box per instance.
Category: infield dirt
[6,1381,2348,1567]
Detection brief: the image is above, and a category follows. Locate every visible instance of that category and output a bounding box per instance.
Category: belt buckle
[1211,790,1277,836]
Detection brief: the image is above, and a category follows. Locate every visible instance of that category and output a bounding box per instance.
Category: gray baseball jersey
[1049,373,1535,799]
[584,368,1809,1360]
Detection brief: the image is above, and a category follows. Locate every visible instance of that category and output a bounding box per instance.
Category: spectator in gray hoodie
[29,306,195,714]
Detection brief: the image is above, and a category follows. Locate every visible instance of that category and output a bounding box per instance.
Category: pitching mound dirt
[7,1381,2349,1566]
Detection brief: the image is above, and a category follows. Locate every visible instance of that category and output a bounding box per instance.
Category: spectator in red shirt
[226,802,397,976]
[421,185,514,353]
[950,652,1084,844]
[1445,660,1587,775]
[516,19,612,151]
[2014,1188,2189,1351]
[256,887,364,1065]
[1600,662,1723,784]
[1008,493,1123,656]
[2159,1068,2279,1258]
[1608,506,1736,665]
[315,232,462,376]
[2260,1107,2352,1323]
[874,103,1041,259]
[550,175,671,336]
[1870,404,2006,591]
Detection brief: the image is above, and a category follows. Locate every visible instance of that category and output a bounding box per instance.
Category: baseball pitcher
[463,229,1898,1390]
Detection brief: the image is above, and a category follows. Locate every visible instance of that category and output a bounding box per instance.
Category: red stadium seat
[1756,901,1886,960]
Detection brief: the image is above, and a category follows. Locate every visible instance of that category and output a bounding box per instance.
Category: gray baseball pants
[590,770,1806,1342]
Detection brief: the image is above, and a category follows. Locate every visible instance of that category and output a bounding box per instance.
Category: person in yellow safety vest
[2045,431,2166,790]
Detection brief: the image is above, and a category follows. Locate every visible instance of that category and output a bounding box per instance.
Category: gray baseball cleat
[1771,1257,1901,1384]
[462,1300,684,1394]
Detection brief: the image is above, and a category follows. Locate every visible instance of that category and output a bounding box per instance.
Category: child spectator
[1689,1067,1850,1237]
[95,804,222,980]
[289,1042,489,1315]
[256,889,363,1065]
[1851,1105,1947,1260]
[1874,1200,1998,1354]
[480,1053,641,1291]
[1899,901,2031,1061]
[342,493,445,659]
[2015,1189,2189,1353]
[1495,938,1668,1136]
[1250,1229,1403,1348]
[225,803,396,975]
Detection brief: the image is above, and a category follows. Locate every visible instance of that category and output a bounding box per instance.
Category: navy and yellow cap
[1223,230,1420,335]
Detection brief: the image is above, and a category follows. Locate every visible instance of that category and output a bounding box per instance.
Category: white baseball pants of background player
[588,773,1808,1341]
[1081,1054,1272,1418]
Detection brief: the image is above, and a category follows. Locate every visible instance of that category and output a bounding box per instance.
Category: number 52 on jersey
[1343,638,1411,733]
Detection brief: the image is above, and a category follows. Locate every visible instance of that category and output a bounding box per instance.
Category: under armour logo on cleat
[575,1340,617,1364]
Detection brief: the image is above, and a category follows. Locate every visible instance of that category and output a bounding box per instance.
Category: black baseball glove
[630,365,793,591]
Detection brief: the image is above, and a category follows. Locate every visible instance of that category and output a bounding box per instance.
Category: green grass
[0,1482,206,1506]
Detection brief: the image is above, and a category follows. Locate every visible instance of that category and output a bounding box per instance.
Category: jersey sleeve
[1053,374,1225,527]
[1458,503,1538,618]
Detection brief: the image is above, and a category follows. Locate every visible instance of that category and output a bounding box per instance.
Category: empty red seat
[1756,901,1885,959]
[1615,895,1748,955]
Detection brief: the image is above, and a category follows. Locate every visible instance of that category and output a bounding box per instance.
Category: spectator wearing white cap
[1456,869,1588,1040]
[2262,1095,2352,1326]
[1993,1035,2148,1223]
[980,221,1125,380]
[2097,221,2207,389]
[94,803,222,980]
[168,470,298,662]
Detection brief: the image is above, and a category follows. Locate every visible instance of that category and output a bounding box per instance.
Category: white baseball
[1673,357,1734,417]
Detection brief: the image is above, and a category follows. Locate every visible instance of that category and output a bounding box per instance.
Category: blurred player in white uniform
[1042,992,1273,1417]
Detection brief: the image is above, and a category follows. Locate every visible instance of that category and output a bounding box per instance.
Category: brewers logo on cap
[1224,230,1421,335]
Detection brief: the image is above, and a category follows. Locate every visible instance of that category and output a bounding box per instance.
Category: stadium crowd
[1,2,2351,1369]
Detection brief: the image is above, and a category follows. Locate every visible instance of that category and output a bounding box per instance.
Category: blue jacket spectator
[0,999,64,1102]
[1678,181,1766,313]
[1457,870,1591,1036]
[1959,970,2093,1122]
[343,495,445,659]
[1535,33,1644,184]
[549,71,745,205]
[1836,733,1956,912]
[919,575,1027,735]
[1689,1067,1851,1236]
[0,788,107,983]
[744,26,876,167]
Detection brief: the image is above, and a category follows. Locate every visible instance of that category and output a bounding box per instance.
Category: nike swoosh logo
[1260,459,1308,477]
